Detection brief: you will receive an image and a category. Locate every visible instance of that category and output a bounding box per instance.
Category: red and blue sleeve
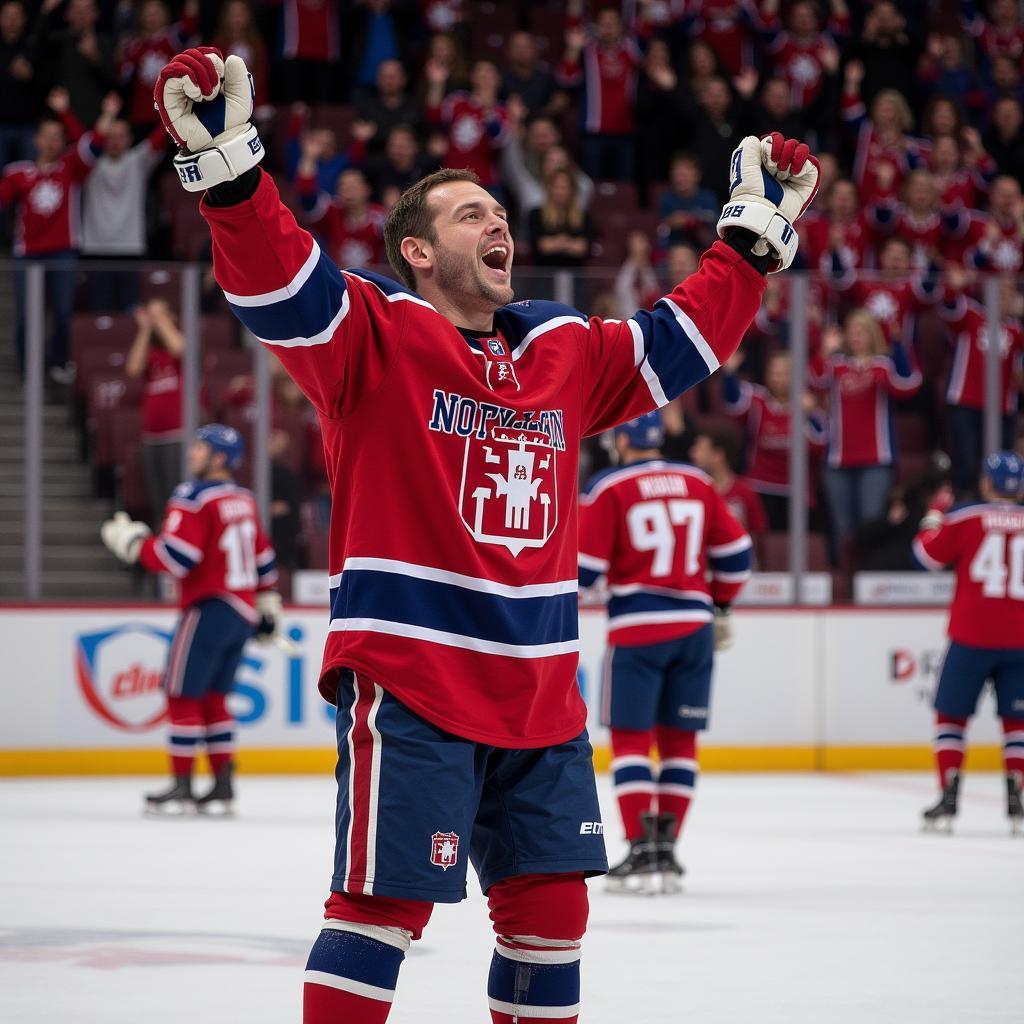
[706,490,752,607]
[201,170,404,419]
[139,498,208,578]
[578,240,766,437]
[254,516,278,592]
[578,478,618,588]
[913,518,960,571]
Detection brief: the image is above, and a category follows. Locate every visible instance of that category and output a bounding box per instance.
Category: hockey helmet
[615,410,665,450]
[194,423,246,469]
[983,450,1024,497]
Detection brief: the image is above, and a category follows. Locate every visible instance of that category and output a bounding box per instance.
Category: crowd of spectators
[2,0,1024,588]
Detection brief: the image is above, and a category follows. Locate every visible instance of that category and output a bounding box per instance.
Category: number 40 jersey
[914,502,1024,648]
[139,479,278,623]
[579,460,753,646]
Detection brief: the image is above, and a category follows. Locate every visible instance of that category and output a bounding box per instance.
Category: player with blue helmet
[101,423,280,814]
[915,450,1024,833]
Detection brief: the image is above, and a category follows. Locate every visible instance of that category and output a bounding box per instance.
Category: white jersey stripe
[333,558,578,598]
[223,242,322,306]
[607,610,713,630]
[659,296,719,373]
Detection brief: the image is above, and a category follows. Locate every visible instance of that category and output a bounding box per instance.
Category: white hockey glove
[154,46,264,192]
[713,606,734,652]
[717,132,820,273]
[254,590,283,646]
[100,511,150,564]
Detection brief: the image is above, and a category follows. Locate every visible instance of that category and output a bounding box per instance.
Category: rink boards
[0,605,1004,774]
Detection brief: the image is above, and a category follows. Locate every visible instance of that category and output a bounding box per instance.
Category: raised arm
[579,134,820,436]
[154,47,402,419]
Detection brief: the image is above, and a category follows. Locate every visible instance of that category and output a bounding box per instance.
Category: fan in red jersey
[153,45,819,1023]
[721,349,827,531]
[579,412,752,893]
[937,267,1024,497]
[100,425,280,816]
[913,451,1024,835]
[0,91,118,378]
[810,312,921,555]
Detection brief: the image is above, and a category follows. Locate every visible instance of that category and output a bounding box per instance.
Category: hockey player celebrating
[579,411,752,892]
[152,46,818,1022]
[100,424,281,815]
[913,451,1024,835]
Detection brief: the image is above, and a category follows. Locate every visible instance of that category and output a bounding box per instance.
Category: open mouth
[481,244,510,278]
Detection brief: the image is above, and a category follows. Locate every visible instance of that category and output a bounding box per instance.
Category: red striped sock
[655,725,698,837]
[610,728,654,841]
[304,924,404,1023]
[934,713,968,789]
[166,696,203,776]
[202,692,235,773]
[1001,717,1024,782]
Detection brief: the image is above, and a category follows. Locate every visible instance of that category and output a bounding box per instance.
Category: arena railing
[4,260,1020,604]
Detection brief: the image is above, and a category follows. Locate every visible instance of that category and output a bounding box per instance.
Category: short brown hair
[698,423,740,471]
[383,168,480,289]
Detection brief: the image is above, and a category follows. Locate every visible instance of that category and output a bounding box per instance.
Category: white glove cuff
[174,124,264,192]
[256,591,282,616]
[717,200,799,273]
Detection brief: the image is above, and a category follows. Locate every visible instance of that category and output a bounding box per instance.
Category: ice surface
[2,773,1021,1023]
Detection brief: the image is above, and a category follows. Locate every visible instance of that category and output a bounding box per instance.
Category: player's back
[160,480,275,620]
[579,460,752,647]
[915,501,1024,648]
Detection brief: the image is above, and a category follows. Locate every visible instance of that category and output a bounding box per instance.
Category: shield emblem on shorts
[458,427,557,556]
[430,831,459,871]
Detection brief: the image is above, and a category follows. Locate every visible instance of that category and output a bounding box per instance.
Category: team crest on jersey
[460,427,558,556]
[487,338,504,356]
[429,390,564,556]
[430,831,459,871]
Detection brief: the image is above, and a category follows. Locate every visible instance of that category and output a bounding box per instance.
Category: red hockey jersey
[722,377,827,497]
[809,346,921,468]
[297,172,387,268]
[939,294,1024,413]
[0,135,100,256]
[579,460,751,646]
[428,92,509,186]
[558,38,641,135]
[281,0,341,61]
[139,479,278,622]
[914,502,1024,649]
[200,169,765,747]
[720,476,767,537]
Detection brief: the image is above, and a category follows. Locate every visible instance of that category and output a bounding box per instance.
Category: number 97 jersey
[914,502,1024,649]
[578,460,752,646]
[139,479,278,623]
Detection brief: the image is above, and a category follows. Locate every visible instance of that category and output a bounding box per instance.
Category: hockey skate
[922,772,959,833]
[195,763,235,816]
[1007,774,1023,836]
[606,816,657,895]
[653,812,686,894]
[144,775,195,816]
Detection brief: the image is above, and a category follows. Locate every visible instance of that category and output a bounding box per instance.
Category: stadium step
[0,569,140,600]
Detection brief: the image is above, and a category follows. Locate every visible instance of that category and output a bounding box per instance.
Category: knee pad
[487,872,589,943]
[324,890,434,943]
